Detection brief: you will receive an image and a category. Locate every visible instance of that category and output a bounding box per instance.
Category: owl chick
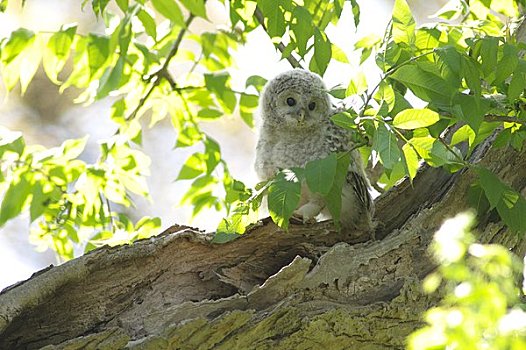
[255,69,374,232]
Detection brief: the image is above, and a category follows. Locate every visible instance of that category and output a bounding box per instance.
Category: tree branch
[126,14,196,121]
[253,7,303,69]
[484,114,526,126]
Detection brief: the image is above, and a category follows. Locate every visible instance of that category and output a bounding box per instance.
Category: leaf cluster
[1,0,526,255]
[409,212,526,349]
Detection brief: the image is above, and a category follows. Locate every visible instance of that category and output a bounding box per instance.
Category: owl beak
[298,109,305,122]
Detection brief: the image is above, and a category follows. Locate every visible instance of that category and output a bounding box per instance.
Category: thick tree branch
[1,130,525,348]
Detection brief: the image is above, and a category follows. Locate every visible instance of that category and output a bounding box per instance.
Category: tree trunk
[0,130,525,350]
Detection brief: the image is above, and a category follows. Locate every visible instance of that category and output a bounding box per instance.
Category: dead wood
[1,132,525,349]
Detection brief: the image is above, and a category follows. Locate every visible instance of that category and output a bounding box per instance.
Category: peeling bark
[1,134,525,349]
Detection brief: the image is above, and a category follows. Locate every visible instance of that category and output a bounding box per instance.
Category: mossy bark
[1,129,525,349]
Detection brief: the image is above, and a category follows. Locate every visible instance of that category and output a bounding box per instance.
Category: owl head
[259,69,331,129]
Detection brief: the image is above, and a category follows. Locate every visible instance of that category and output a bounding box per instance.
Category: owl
[254,69,374,232]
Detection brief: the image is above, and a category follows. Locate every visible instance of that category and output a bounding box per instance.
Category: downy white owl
[255,69,374,232]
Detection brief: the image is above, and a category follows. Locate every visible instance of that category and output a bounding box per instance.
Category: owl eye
[286,97,296,106]
[308,102,316,111]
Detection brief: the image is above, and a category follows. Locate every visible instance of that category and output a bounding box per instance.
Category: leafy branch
[173,85,255,97]
[357,49,437,121]
[253,7,303,69]
[126,14,196,121]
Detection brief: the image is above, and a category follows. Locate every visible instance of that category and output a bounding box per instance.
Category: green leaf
[61,136,88,160]
[291,6,313,57]
[495,44,518,85]
[492,0,519,17]
[0,0,7,12]
[392,0,415,46]
[197,108,223,120]
[239,94,258,128]
[329,87,346,99]
[451,125,475,147]
[0,175,32,227]
[212,231,242,243]
[1,28,34,64]
[0,28,37,91]
[267,170,301,230]
[19,36,42,95]
[467,183,490,215]
[116,0,128,12]
[435,46,462,88]
[375,81,396,111]
[477,167,526,233]
[257,0,286,38]
[476,167,507,209]
[393,108,440,129]
[331,112,356,130]
[349,0,360,28]
[323,153,350,227]
[176,153,206,180]
[331,44,349,63]
[390,65,455,105]
[180,175,218,208]
[137,9,157,40]
[508,71,525,100]
[92,0,110,16]
[179,0,207,18]
[409,136,458,167]
[0,128,25,157]
[176,123,202,147]
[373,123,400,169]
[402,143,419,181]
[87,34,110,79]
[151,0,185,26]
[204,137,221,174]
[60,36,90,91]
[43,25,77,84]
[245,75,267,92]
[215,197,258,237]
[355,33,381,63]
[204,72,237,114]
[461,56,481,96]
[305,153,337,196]
[346,71,367,96]
[310,27,331,76]
[479,37,498,83]
[29,182,48,222]
[96,56,126,98]
[452,94,489,132]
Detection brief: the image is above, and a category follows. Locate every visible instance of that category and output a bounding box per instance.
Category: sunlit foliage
[0,0,526,257]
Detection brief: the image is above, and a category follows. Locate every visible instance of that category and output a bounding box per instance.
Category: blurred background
[0,0,445,289]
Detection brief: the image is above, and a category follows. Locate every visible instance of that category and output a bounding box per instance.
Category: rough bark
[0,131,525,349]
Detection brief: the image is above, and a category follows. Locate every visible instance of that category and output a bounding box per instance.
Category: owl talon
[290,214,305,225]
[291,212,316,225]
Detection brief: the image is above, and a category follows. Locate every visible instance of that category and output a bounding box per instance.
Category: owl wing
[346,170,373,214]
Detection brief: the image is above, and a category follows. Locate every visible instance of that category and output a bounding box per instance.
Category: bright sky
[0,0,394,290]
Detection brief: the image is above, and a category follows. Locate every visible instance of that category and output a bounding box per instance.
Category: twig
[253,7,303,69]
[126,14,196,121]
[371,182,385,194]
[173,85,254,97]
[358,49,436,121]
[437,137,468,165]
[484,114,526,126]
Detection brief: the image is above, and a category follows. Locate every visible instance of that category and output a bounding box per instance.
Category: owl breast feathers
[254,69,374,232]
